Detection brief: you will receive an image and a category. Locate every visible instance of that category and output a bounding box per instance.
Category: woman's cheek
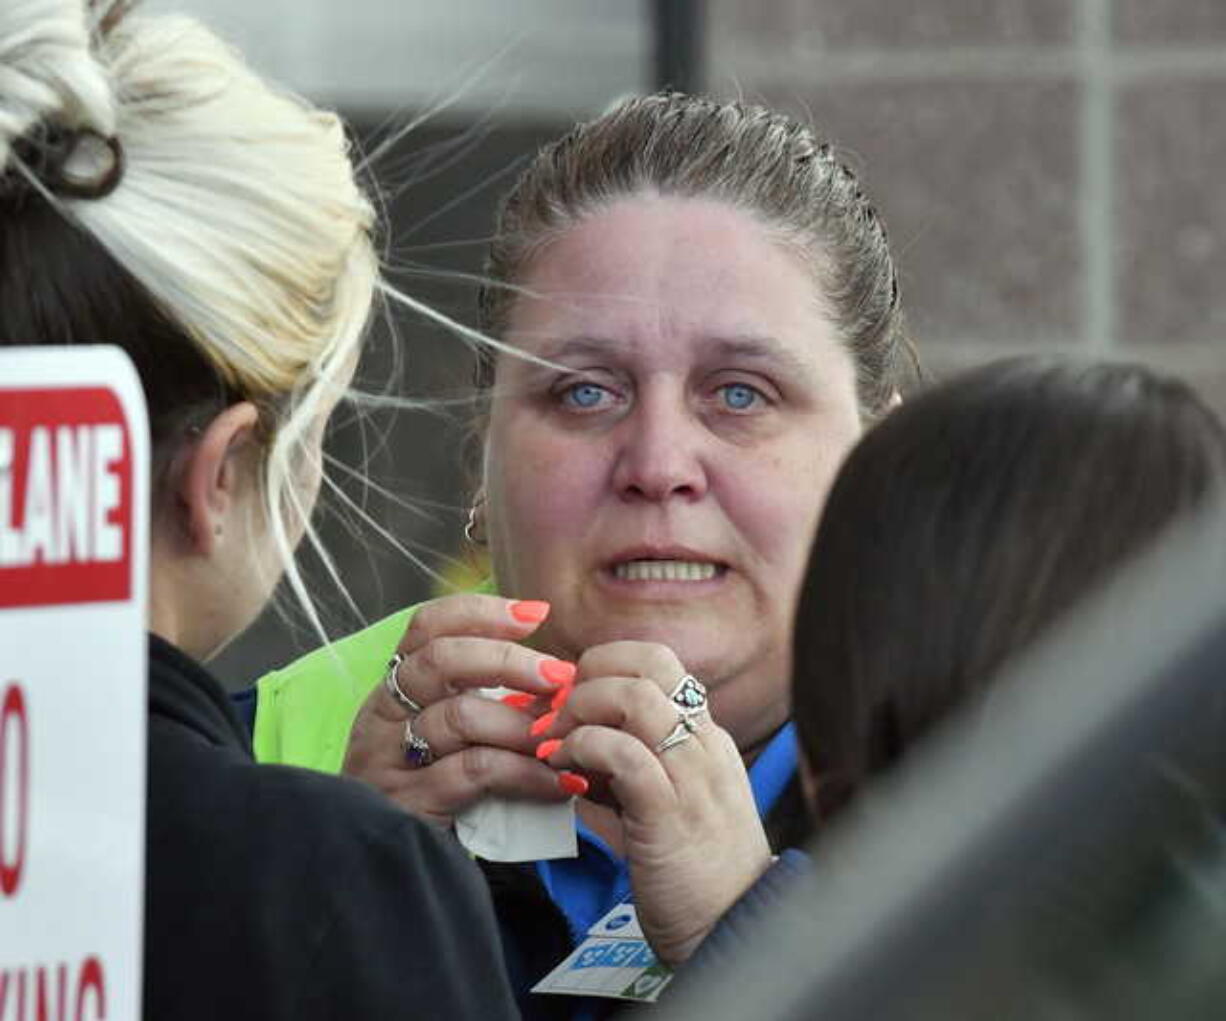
[741,457,829,566]
[519,425,603,513]
[492,442,590,546]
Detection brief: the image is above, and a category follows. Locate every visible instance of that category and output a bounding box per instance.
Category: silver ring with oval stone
[668,674,708,718]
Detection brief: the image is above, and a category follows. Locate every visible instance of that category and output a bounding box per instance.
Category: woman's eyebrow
[517,334,815,376]
[533,336,623,362]
[493,336,622,378]
[707,335,813,376]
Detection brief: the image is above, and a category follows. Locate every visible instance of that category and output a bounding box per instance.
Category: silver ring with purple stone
[668,674,708,718]
[402,717,435,769]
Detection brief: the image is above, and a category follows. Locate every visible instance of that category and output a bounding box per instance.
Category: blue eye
[720,383,761,411]
[562,382,610,410]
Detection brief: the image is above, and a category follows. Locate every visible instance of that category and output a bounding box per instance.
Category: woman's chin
[576,613,743,675]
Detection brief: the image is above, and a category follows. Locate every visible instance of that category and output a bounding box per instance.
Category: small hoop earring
[464,501,487,546]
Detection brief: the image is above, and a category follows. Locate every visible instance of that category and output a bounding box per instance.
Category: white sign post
[1,347,148,1020]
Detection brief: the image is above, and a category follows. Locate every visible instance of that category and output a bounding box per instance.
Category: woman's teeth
[613,560,719,582]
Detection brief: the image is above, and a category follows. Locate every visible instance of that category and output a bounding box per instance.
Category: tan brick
[1115,0,1226,44]
[754,79,1082,348]
[711,0,1073,49]
[1116,80,1226,346]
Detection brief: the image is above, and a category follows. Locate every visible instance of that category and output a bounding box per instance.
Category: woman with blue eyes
[246,92,918,1018]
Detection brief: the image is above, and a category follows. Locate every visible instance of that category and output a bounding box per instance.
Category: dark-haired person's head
[792,357,1226,822]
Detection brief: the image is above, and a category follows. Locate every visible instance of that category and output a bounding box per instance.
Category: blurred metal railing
[660,499,1226,1020]
[653,0,705,93]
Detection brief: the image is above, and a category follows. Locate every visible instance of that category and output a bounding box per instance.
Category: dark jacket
[145,635,519,1020]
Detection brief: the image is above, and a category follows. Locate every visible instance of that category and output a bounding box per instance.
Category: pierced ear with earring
[464,495,488,546]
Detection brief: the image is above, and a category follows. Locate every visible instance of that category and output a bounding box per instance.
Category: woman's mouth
[609,559,725,582]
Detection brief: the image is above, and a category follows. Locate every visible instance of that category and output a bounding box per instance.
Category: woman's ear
[179,402,261,555]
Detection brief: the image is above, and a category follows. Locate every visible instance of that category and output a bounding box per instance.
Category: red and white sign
[1,347,148,1020]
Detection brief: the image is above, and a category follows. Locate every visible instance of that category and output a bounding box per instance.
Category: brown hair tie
[4,125,125,202]
[54,129,125,200]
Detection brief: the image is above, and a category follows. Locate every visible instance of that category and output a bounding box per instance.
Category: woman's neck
[148,557,235,661]
[576,799,626,857]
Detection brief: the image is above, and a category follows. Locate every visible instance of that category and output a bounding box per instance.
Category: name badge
[531,901,673,1003]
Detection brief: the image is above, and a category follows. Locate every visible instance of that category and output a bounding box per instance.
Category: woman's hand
[538,641,773,966]
[341,594,573,827]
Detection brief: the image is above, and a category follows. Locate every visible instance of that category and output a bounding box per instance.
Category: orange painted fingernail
[539,659,576,686]
[535,738,563,761]
[510,600,550,624]
[558,772,589,797]
[530,710,558,738]
[550,683,573,711]
[500,692,537,711]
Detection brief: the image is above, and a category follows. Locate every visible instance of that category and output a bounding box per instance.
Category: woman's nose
[611,396,710,503]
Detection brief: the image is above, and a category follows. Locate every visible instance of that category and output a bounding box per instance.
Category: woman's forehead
[521,193,806,291]
[503,196,843,371]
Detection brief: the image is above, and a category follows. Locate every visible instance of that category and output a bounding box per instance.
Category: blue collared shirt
[533,722,799,944]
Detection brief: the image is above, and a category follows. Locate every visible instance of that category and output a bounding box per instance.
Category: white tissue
[455,796,577,861]
[452,685,578,862]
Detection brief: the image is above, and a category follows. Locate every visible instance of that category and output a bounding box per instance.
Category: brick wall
[708,0,1226,415]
